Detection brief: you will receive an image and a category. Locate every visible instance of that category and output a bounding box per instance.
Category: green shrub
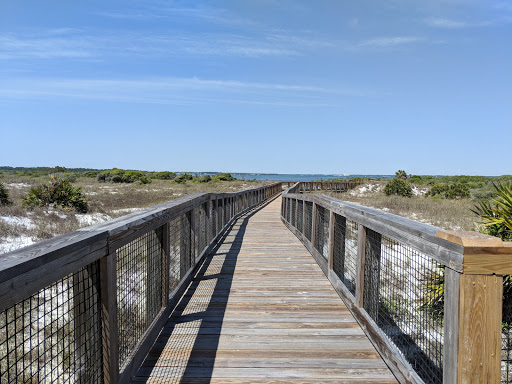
[427,183,470,199]
[395,170,408,180]
[408,175,424,184]
[0,182,12,206]
[97,168,151,184]
[82,170,100,178]
[174,173,193,184]
[472,182,512,241]
[384,179,413,197]
[194,174,212,183]
[23,177,88,213]
[149,171,176,180]
[212,173,236,182]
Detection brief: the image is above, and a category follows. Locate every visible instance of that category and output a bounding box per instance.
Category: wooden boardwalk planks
[134,196,398,383]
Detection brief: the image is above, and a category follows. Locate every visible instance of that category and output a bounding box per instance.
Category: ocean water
[231,173,393,181]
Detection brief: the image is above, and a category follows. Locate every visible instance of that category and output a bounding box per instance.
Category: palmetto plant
[472,181,512,241]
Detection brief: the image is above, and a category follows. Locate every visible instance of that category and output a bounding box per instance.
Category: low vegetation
[473,181,512,241]
[97,168,152,184]
[22,176,89,213]
[0,167,267,253]
[0,182,12,206]
[384,171,413,197]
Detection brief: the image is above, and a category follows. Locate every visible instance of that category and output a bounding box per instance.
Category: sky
[0,0,511,175]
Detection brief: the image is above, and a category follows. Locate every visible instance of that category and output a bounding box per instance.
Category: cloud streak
[0,77,376,107]
[358,36,423,48]
[0,27,335,61]
[423,17,506,29]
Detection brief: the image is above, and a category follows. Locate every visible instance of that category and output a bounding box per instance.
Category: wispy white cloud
[0,27,336,61]
[0,35,94,59]
[358,36,423,48]
[98,3,258,28]
[0,77,376,107]
[424,17,500,28]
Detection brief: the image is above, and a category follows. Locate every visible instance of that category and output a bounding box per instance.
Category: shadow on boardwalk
[136,198,276,383]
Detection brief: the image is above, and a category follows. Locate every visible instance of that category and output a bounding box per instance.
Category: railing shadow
[136,196,279,383]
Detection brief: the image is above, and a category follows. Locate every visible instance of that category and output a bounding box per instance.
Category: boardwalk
[135,196,398,383]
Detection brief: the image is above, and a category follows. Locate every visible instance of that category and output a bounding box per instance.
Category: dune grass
[323,181,479,231]
[0,175,270,251]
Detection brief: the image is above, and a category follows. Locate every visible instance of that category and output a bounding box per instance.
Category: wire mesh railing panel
[223,198,228,226]
[197,204,207,258]
[116,229,163,368]
[343,219,359,296]
[304,202,313,242]
[0,262,103,384]
[285,198,291,223]
[503,276,512,383]
[297,200,304,234]
[314,205,329,260]
[332,213,346,285]
[366,233,444,384]
[211,200,218,239]
[291,199,296,228]
[217,199,223,231]
[180,211,193,278]
[169,217,181,292]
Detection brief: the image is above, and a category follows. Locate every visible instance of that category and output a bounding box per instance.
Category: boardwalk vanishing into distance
[2,181,511,384]
[135,196,398,383]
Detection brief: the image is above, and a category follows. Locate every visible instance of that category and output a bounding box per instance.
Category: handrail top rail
[283,183,512,273]
[0,183,281,286]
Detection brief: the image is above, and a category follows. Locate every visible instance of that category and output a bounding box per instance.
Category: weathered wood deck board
[135,197,398,383]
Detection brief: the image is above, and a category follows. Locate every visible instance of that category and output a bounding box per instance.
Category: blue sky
[1,0,510,175]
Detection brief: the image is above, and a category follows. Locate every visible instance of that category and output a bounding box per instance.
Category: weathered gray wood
[327,269,422,384]
[100,253,120,384]
[443,268,460,384]
[0,238,108,312]
[0,230,108,283]
[137,197,397,383]
[355,225,366,308]
[284,192,464,271]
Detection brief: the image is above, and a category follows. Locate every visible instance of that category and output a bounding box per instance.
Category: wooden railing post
[100,253,120,384]
[355,225,367,307]
[437,230,508,384]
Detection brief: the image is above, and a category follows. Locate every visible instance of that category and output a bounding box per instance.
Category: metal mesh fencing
[285,198,291,223]
[116,229,163,368]
[343,219,359,296]
[217,199,223,231]
[291,199,296,228]
[169,216,181,292]
[223,198,228,226]
[304,202,313,242]
[297,200,304,233]
[364,232,444,384]
[503,276,512,383]
[197,204,207,259]
[0,262,103,384]
[314,205,329,260]
[211,200,218,239]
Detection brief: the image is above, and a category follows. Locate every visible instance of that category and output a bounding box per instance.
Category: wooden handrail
[281,183,512,384]
[0,182,282,384]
